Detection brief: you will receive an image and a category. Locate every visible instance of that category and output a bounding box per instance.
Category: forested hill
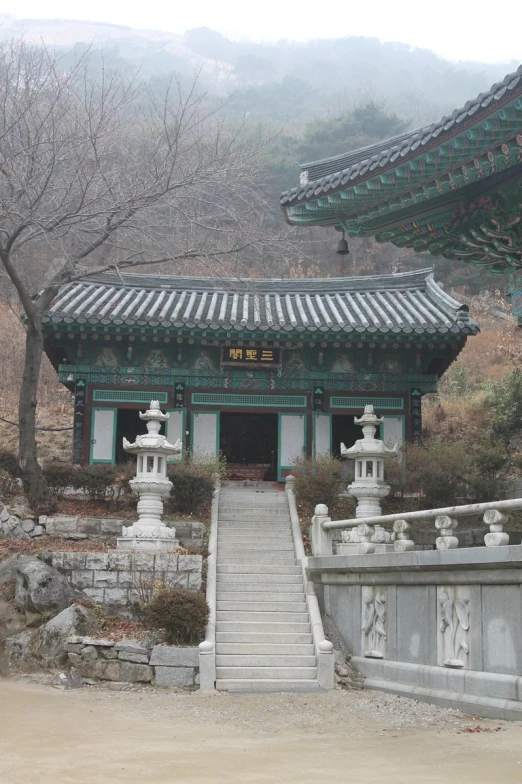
[0,17,515,128]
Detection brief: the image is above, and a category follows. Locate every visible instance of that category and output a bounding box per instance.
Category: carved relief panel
[361,586,387,659]
[437,586,470,669]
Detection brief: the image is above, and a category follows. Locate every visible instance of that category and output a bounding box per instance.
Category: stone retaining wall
[0,505,206,546]
[66,637,199,687]
[44,551,203,606]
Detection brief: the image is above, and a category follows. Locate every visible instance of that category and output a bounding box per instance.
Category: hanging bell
[337,231,349,256]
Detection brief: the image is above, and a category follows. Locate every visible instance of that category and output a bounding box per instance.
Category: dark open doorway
[331,414,381,457]
[115,408,165,464]
[220,412,278,480]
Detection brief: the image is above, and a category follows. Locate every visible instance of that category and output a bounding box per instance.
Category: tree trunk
[18,319,50,511]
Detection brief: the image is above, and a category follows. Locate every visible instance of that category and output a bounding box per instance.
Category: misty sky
[0,0,520,64]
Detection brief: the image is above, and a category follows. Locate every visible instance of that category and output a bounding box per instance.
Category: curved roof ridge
[282,64,522,204]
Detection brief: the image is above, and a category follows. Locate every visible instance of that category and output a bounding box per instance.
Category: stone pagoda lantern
[338,405,398,555]
[117,400,182,552]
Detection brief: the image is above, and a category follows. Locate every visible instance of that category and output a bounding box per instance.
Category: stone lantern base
[116,523,179,552]
[116,536,179,552]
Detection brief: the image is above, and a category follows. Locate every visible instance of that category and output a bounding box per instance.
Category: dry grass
[424,303,522,440]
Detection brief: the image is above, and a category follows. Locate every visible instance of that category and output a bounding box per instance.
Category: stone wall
[43,551,203,606]
[309,546,522,720]
[66,637,199,687]
[0,505,206,546]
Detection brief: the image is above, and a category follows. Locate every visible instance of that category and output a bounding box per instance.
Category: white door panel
[91,409,115,463]
[314,413,331,457]
[192,412,218,459]
[279,414,306,469]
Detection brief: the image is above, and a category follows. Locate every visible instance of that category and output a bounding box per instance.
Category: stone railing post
[356,523,375,554]
[435,515,459,550]
[483,509,510,547]
[311,504,333,556]
[393,519,415,552]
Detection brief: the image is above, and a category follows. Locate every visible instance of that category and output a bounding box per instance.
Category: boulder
[0,555,30,585]
[34,605,96,669]
[15,558,85,614]
[3,630,38,672]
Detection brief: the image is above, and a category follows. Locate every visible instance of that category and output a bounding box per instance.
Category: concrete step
[219,543,295,552]
[217,556,297,565]
[217,611,309,622]
[217,601,307,613]
[216,632,313,644]
[216,679,322,693]
[217,621,311,634]
[216,666,317,680]
[216,643,315,655]
[218,531,292,539]
[216,654,316,667]
[217,565,301,574]
[217,591,305,602]
[217,572,302,584]
[218,521,292,536]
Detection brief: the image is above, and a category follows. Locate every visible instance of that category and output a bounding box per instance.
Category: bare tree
[0,40,279,508]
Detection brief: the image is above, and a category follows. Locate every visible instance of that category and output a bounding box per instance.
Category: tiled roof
[42,269,479,337]
[280,65,522,207]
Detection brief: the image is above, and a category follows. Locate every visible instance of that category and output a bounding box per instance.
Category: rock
[0,506,10,523]
[15,558,85,614]
[24,610,43,628]
[117,651,149,664]
[81,638,115,648]
[21,519,35,533]
[66,668,84,689]
[30,526,44,537]
[119,661,153,683]
[81,645,98,663]
[78,659,120,681]
[154,666,194,687]
[4,631,38,672]
[114,640,149,656]
[0,555,29,585]
[33,605,96,669]
[100,648,118,659]
[149,645,199,667]
[68,652,82,667]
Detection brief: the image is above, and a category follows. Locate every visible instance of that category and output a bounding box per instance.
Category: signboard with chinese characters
[221,345,282,368]
[313,386,324,412]
[410,387,422,445]
[174,382,185,408]
[73,379,87,464]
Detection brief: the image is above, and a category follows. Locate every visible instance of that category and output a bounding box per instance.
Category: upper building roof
[281,65,522,207]
[42,268,479,338]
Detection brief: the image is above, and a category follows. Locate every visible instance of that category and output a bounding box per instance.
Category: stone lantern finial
[117,401,182,552]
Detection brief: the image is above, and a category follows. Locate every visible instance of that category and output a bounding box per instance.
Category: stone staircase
[215,484,321,692]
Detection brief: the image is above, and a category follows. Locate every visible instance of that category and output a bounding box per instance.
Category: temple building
[281,66,522,318]
[42,269,478,478]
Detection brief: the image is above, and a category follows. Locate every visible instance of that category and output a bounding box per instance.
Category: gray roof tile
[42,269,479,338]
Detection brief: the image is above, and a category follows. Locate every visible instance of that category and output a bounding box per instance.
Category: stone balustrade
[311,498,522,557]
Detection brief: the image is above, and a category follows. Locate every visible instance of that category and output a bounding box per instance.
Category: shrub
[167,462,216,515]
[114,462,136,505]
[291,455,348,518]
[143,587,209,644]
[42,463,76,498]
[0,449,20,478]
[74,464,117,502]
[0,467,18,501]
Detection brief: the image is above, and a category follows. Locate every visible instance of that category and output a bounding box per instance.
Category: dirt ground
[1,679,522,783]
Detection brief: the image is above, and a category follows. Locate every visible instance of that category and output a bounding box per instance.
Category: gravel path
[1,678,521,784]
